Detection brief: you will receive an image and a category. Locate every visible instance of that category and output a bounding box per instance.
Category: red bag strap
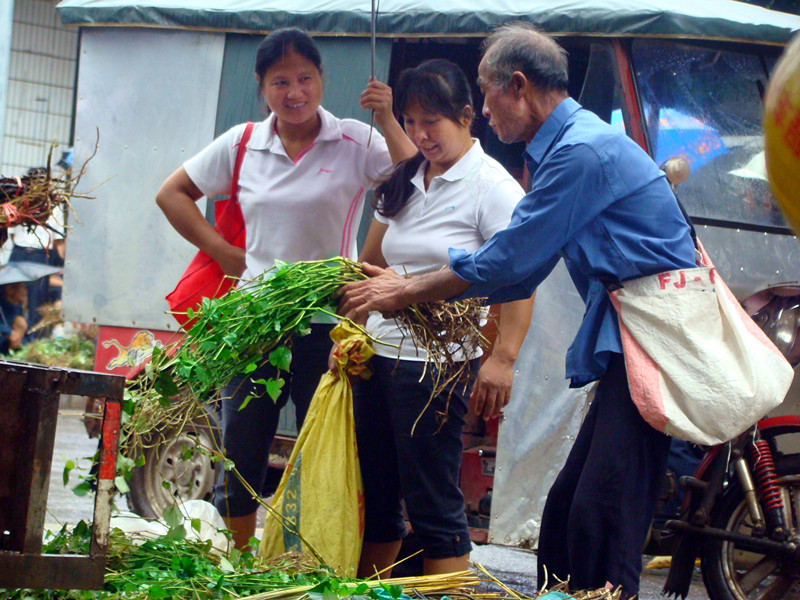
[230,121,254,203]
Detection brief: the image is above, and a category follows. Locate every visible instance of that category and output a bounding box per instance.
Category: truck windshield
[631,39,786,231]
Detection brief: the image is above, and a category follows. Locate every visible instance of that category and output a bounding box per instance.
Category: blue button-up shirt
[450,97,696,387]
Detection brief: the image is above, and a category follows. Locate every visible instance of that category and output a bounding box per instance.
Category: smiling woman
[352,58,533,578]
[256,29,325,160]
[155,27,416,551]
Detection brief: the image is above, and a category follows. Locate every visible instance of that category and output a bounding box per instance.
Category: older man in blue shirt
[340,23,696,598]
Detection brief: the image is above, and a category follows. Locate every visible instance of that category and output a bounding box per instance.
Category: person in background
[156,27,416,551]
[339,23,696,598]
[0,281,28,354]
[8,167,66,338]
[348,59,533,577]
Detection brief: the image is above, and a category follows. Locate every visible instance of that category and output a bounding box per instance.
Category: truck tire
[127,417,221,519]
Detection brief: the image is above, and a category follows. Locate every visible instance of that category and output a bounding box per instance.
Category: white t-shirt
[10,206,66,250]
[368,140,524,361]
[184,106,391,281]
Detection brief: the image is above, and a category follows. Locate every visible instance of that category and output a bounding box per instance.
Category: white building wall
[2,0,77,175]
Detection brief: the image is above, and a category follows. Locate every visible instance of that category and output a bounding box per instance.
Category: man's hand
[338,262,411,321]
[339,263,473,322]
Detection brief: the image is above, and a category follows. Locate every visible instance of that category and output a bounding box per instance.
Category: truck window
[632,39,787,232]
[577,42,628,130]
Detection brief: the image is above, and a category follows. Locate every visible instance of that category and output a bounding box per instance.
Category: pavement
[44,405,710,599]
[469,544,709,599]
[46,404,100,529]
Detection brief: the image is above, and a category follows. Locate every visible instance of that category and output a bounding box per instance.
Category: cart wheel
[127,418,221,519]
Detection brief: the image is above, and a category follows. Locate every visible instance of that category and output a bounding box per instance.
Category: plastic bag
[258,321,373,574]
[110,500,229,553]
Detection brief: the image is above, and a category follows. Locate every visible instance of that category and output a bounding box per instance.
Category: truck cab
[58,0,800,546]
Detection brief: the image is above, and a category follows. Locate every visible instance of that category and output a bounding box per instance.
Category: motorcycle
[646,284,800,600]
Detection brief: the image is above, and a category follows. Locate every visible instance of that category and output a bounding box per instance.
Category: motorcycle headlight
[751,292,800,367]
[774,297,800,365]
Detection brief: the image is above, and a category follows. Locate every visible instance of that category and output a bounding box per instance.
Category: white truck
[59,0,800,566]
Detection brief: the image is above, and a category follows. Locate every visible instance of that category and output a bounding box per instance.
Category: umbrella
[651,107,728,170]
[0,261,62,286]
[366,0,377,148]
[610,107,728,170]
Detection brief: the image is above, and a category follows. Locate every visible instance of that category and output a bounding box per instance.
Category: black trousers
[536,353,671,598]
[212,323,333,517]
[353,356,476,559]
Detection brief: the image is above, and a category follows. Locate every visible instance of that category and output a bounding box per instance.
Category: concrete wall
[2,0,77,175]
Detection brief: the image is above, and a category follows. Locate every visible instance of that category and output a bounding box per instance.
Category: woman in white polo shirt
[156,27,416,550]
[352,59,534,576]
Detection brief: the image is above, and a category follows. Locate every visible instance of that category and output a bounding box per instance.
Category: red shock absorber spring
[749,439,787,539]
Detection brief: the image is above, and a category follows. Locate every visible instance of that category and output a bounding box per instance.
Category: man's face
[478,57,525,144]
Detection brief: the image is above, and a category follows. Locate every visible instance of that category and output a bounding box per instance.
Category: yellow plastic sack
[764,33,800,235]
[258,322,373,574]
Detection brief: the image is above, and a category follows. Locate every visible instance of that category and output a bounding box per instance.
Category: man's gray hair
[482,22,569,92]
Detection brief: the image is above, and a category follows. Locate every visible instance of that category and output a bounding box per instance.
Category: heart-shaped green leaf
[269,346,292,371]
[266,377,285,401]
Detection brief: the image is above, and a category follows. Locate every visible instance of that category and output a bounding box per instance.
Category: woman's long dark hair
[375,59,474,218]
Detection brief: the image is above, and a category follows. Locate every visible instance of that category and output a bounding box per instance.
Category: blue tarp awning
[56,0,800,45]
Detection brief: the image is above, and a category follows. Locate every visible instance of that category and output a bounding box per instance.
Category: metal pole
[366,0,376,147]
[0,0,14,167]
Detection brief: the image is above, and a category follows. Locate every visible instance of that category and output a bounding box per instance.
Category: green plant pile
[2,520,318,600]
[123,258,486,460]
[0,518,488,600]
[9,328,96,370]
[124,258,368,458]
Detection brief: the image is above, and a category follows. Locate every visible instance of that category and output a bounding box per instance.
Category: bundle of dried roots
[0,137,97,245]
[394,297,488,434]
[0,173,64,229]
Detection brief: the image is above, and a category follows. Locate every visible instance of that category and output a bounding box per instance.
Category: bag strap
[230,121,255,203]
[603,180,702,293]
[672,192,698,250]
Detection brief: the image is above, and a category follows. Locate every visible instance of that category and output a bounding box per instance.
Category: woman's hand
[211,241,247,278]
[470,354,515,421]
[157,167,247,276]
[470,295,535,421]
[360,78,395,129]
[328,343,340,378]
[359,78,417,164]
[328,314,369,381]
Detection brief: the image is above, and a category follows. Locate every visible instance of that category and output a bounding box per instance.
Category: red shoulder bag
[165,122,254,328]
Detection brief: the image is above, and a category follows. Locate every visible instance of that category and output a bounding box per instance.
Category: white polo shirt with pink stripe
[184,106,391,283]
[367,140,524,361]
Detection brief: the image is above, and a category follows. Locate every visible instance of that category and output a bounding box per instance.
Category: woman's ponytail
[374,152,425,218]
